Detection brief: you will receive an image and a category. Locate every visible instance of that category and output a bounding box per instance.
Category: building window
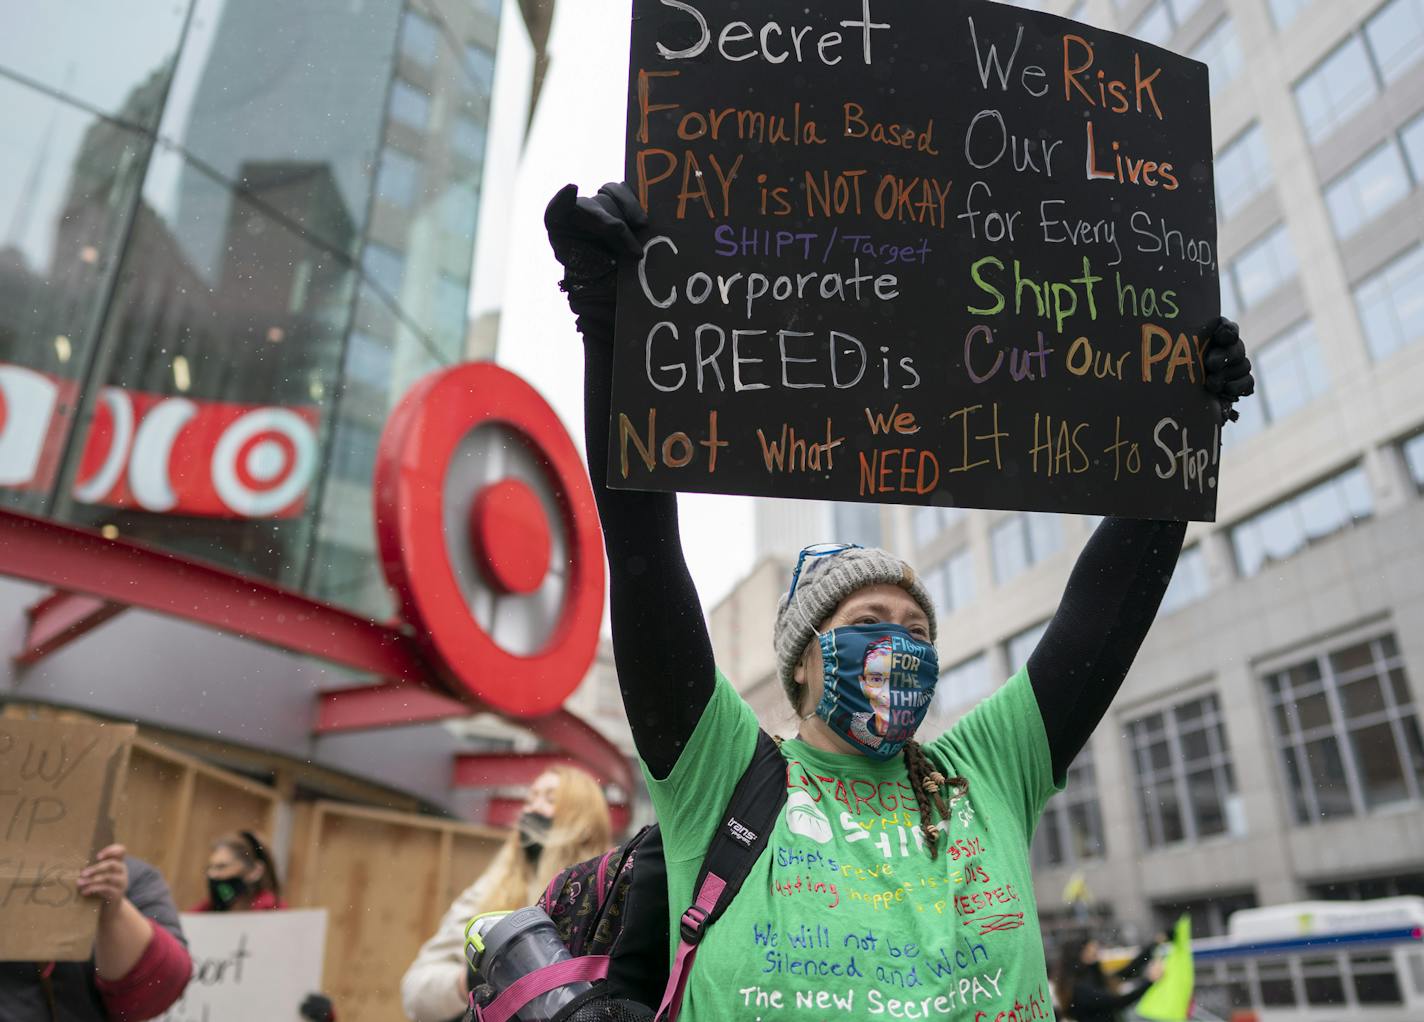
[1159,545,1209,615]
[924,548,975,616]
[1403,430,1424,488]
[832,502,882,549]
[1215,123,1273,221]
[912,504,965,549]
[375,147,421,208]
[1269,0,1311,30]
[991,512,1063,584]
[1033,744,1106,868]
[434,273,467,346]
[1230,319,1329,440]
[331,422,381,484]
[362,242,405,296]
[389,79,432,131]
[1325,141,1411,239]
[1006,619,1049,671]
[1294,36,1378,144]
[1398,109,1424,180]
[1264,633,1424,823]
[1365,0,1424,84]
[1152,890,1257,938]
[1127,693,1241,847]
[1226,223,1297,310]
[1306,871,1424,900]
[1231,466,1372,577]
[1191,18,1243,98]
[1129,0,1202,44]
[400,9,441,67]
[1295,1,1424,146]
[931,653,993,722]
[345,331,393,391]
[1168,0,1204,21]
[1132,2,1173,45]
[1354,243,1424,360]
[452,114,487,163]
[465,44,496,96]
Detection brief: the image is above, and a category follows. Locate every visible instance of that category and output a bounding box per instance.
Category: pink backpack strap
[540,870,564,912]
[595,848,616,910]
[476,955,610,1022]
[655,873,727,1022]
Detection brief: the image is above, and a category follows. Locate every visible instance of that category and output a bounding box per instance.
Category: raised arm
[1028,317,1255,778]
[546,184,715,779]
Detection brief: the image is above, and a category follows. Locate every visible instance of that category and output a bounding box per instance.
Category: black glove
[299,993,335,1022]
[1201,316,1255,422]
[544,182,647,321]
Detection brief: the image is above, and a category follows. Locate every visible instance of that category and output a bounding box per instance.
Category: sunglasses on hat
[786,542,862,601]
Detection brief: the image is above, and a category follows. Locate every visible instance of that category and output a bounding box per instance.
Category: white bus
[1179,897,1424,1022]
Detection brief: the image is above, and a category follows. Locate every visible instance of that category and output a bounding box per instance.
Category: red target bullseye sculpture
[374,363,604,718]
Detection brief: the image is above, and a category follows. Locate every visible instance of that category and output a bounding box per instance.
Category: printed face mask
[814,623,938,759]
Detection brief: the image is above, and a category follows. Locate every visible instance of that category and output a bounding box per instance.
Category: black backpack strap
[655,729,786,1022]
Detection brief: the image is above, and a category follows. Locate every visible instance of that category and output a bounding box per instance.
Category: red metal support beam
[0,509,435,684]
[521,710,635,796]
[315,681,472,733]
[0,508,634,806]
[16,591,126,665]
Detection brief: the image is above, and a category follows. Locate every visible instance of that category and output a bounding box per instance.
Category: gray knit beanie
[773,545,938,707]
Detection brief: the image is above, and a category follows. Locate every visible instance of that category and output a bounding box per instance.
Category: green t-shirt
[645,667,1063,1022]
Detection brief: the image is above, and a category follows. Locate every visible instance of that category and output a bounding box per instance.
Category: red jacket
[189,889,286,912]
[0,856,191,1021]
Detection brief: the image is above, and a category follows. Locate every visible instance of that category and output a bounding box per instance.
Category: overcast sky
[483,0,757,610]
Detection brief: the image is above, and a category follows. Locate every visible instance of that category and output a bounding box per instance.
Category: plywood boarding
[116,743,192,875]
[289,802,505,1022]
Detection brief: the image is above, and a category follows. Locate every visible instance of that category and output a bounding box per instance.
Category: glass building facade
[0,0,498,617]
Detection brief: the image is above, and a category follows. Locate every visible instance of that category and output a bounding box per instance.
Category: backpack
[467,730,787,1022]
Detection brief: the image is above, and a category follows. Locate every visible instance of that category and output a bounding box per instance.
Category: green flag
[1136,915,1194,1021]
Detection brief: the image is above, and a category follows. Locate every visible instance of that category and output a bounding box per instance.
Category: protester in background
[191,830,285,912]
[400,766,612,1022]
[0,843,191,1020]
[1054,936,1166,1022]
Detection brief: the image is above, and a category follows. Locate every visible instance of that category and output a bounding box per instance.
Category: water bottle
[468,906,595,1022]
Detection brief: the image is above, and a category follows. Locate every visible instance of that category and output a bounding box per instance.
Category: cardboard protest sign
[614,0,1222,520]
[155,909,328,1022]
[0,716,135,961]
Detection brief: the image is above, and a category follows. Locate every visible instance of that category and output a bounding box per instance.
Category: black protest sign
[0,716,135,961]
[613,0,1221,520]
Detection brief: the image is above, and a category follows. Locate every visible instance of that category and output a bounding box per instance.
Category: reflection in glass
[0,1,187,127]
[0,77,154,513]
[0,0,498,616]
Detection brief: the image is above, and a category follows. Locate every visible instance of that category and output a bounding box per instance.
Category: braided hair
[903,740,969,860]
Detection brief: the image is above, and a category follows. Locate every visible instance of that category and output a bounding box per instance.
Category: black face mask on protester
[517,811,553,862]
[208,874,249,911]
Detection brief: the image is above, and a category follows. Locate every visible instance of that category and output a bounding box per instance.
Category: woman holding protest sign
[400,766,612,1022]
[0,843,191,1021]
[543,181,1254,1021]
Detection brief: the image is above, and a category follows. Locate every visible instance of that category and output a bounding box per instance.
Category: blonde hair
[478,765,613,914]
